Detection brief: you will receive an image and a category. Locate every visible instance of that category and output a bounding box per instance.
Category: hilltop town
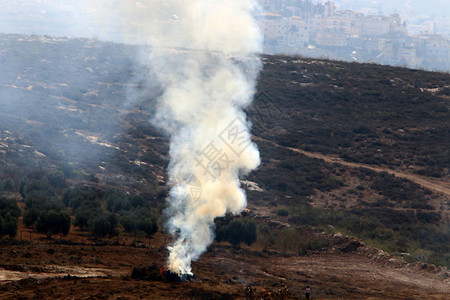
[0,1,448,71]
[258,0,450,71]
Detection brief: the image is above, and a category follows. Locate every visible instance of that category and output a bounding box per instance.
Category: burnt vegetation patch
[253,55,450,179]
[248,141,344,199]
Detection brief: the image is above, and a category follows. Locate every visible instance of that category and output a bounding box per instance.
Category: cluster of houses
[257,0,449,71]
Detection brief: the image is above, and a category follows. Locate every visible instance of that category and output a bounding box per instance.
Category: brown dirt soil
[0,229,449,300]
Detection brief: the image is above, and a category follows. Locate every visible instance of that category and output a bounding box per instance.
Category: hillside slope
[0,34,449,298]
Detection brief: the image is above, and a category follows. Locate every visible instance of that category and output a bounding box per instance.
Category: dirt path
[0,266,114,282]
[254,136,450,197]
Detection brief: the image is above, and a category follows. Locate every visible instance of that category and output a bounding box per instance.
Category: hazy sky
[0,1,90,37]
[324,0,448,16]
[0,0,449,40]
[0,1,123,41]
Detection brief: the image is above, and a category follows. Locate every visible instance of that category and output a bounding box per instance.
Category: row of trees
[65,186,158,238]
[0,173,160,240]
[21,178,74,238]
[1,169,258,248]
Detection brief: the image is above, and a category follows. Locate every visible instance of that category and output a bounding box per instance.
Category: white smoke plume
[91,0,263,275]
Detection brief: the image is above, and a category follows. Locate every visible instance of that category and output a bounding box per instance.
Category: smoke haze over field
[88,1,263,275]
[0,1,263,275]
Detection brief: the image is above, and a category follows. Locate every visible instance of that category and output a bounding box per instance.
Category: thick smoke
[113,1,263,275]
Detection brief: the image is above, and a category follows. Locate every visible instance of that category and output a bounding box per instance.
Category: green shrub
[137,218,158,238]
[47,171,66,188]
[120,209,158,238]
[0,198,21,238]
[277,208,289,217]
[62,163,75,179]
[35,209,71,238]
[20,179,55,198]
[1,178,14,191]
[63,186,97,209]
[23,208,39,228]
[74,205,102,229]
[215,215,257,247]
[89,213,119,238]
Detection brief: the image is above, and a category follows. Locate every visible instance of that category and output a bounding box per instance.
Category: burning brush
[131,264,194,282]
[160,266,194,282]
